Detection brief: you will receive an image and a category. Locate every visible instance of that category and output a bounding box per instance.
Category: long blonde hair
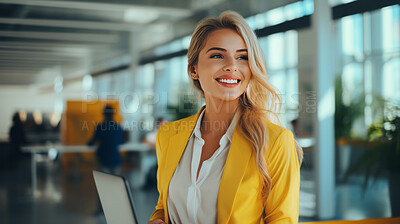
[187,11,303,202]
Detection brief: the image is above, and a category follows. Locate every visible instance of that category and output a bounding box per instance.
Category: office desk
[22,143,152,197]
[119,143,157,188]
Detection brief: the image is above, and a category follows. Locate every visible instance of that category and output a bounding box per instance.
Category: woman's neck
[201,97,238,134]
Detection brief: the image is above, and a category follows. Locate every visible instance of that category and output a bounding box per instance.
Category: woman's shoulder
[157,114,198,137]
[264,121,299,167]
[265,121,294,145]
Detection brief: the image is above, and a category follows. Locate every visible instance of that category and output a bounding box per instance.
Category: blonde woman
[148,10,303,224]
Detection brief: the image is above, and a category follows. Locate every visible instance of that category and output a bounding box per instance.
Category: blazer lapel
[161,107,205,222]
[217,128,253,224]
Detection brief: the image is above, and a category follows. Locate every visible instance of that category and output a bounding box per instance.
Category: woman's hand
[147,219,166,224]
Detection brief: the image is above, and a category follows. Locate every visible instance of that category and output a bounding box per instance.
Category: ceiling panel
[0,0,287,86]
[0,0,193,86]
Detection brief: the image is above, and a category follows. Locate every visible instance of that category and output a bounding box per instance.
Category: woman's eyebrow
[206,47,226,53]
[206,47,248,53]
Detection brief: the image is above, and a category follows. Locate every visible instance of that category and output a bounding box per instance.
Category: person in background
[291,118,312,139]
[142,117,168,149]
[291,118,301,138]
[87,105,124,175]
[141,117,168,189]
[9,112,27,161]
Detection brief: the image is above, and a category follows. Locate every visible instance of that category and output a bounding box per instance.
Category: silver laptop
[93,170,139,224]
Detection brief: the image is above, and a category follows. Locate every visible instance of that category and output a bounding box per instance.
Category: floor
[0,156,159,224]
[299,167,392,221]
[0,155,393,224]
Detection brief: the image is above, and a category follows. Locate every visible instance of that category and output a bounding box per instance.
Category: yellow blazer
[150,107,300,224]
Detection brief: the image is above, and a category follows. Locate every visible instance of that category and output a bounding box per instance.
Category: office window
[154,36,191,56]
[132,64,155,115]
[259,30,299,126]
[329,0,356,7]
[381,5,400,103]
[165,56,189,107]
[95,74,113,100]
[338,5,400,136]
[137,63,155,90]
[246,0,313,29]
[153,56,189,111]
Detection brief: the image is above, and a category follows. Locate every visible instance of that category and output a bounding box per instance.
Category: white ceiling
[0,0,298,86]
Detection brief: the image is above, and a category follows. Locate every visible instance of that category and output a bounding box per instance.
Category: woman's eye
[210,54,222,59]
[237,55,248,60]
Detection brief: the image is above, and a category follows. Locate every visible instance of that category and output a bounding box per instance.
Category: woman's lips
[216,78,241,87]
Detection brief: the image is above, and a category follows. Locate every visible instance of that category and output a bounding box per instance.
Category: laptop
[93,170,139,224]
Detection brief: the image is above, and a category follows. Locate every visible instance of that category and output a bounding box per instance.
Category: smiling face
[193,28,251,103]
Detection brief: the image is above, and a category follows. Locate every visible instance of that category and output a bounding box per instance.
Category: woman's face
[193,28,251,103]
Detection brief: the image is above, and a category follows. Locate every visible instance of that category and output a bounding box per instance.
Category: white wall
[0,80,85,140]
[0,85,56,140]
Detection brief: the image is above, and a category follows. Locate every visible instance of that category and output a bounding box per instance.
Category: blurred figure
[9,112,27,161]
[291,118,301,138]
[141,117,167,189]
[142,117,168,149]
[87,105,124,175]
[291,118,311,138]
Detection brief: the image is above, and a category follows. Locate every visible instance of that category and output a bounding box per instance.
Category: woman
[148,10,303,224]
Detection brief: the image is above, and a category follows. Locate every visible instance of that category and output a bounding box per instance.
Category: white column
[127,32,141,142]
[312,0,336,219]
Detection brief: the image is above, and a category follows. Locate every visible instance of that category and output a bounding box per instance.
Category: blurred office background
[0,0,399,223]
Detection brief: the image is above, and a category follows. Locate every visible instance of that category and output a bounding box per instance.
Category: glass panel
[287,68,299,112]
[269,71,285,94]
[382,6,393,53]
[286,30,298,67]
[245,16,257,30]
[181,56,189,84]
[113,71,131,94]
[254,13,267,30]
[285,1,304,20]
[329,0,356,7]
[342,62,363,105]
[341,14,363,58]
[259,30,299,128]
[266,33,285,70]
[382,58,400,102]
[154,44,170,56]
[335,5,400,220]
[182,35,192,49]
[169,39,182,52]
[96,75,112,99]
[138,63,155,89]
[393,5,400,50]
[266,7,285,26]
[382,5,400,53]
[303,0,314,15]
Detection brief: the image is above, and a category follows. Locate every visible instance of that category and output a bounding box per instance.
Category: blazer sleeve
[150,129,165,221]
[264,129,300,224]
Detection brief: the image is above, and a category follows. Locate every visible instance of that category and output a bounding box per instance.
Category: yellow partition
[61,100,122,145]
[60,100,122,170]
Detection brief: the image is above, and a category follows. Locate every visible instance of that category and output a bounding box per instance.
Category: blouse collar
[191,107,238,144]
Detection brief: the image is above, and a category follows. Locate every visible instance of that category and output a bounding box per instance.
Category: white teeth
[218,79,238,84]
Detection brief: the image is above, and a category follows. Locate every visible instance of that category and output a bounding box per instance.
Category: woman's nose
[222,57,238,72]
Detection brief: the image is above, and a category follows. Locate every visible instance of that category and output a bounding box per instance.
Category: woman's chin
[204,90,244,103]
[216,94,242,102]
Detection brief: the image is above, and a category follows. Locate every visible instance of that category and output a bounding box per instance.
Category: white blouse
[167,109,237,224]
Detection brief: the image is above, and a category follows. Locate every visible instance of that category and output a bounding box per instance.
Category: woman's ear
[191,65,199,79]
